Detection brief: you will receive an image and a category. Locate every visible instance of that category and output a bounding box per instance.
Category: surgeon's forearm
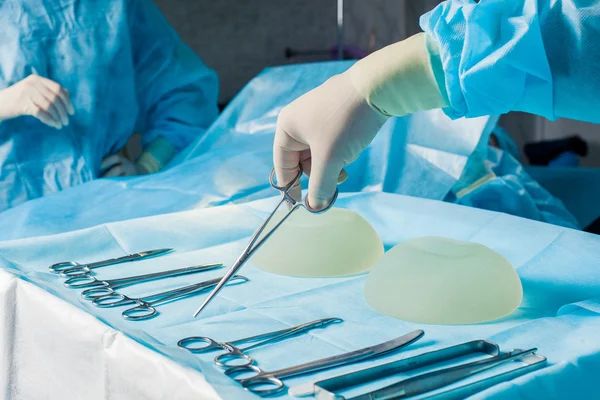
[136,136,176,174]
[421,0,600,124]
[348,32,449,118]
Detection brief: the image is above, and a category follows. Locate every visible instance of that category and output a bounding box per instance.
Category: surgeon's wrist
[136,136,176,174]
[348,32,449,117]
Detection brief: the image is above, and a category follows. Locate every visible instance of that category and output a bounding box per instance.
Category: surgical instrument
[179,321,345,354]
[351,348,539,400]
[290,340,500,398]
[63,263,223,300]
[212,318,343,368]
[224,329,424,397]
[422,352,546,400]
[49,248,173,277]
[178,318,342,357]
[193,166,338,318]
[94,276,248,321]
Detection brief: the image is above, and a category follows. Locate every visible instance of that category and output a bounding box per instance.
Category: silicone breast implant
[364,237,522,324]
[252,208,384,277]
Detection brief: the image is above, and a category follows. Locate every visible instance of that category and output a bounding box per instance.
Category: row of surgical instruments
[48,166,334,321]
[47,167,330,321]
[48,248,248,320]
[178,323,546,398]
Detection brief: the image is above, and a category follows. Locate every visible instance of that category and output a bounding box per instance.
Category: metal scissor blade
[192,263,238,317]
[124,248,174,261]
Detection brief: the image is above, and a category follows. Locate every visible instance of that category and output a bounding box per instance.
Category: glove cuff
[136,136,176,174]
[349,32,449,117]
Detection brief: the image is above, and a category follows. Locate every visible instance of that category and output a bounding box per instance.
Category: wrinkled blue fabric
[0,0,219,211]
[0,61,581,243]
[0,61,497,241]
[548,151,580,167]
[421,0,600,123]
[491,125,520,161]
[1,193,600,399]
[452,147,580,229]
[527,166,600,228]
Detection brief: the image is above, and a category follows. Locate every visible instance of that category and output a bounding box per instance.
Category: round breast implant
[252,208,384,277]
[364,237,522,324]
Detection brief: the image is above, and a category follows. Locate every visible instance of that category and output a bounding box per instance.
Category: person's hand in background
[101,153,149,177]
[101,137,176,177]
[0,74,74,129]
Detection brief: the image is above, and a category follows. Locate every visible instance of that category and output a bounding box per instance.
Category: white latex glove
[101,154,148,177]
[273,33,449,210]
[0,74,74,129]
[274,72,387,210]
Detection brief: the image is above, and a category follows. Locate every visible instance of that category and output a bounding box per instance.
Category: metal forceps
[49,248,173,277]
[93,275,248,321]
[224,330,424,397]
[178,317,343,368]
[193,166,338,317]
[62,263,223,300]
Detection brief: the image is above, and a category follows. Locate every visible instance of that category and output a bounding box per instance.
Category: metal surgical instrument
[351,348,539,400]
[62,263,223,300]
[290,340,500,398]
[93,275,248,321]
[178,322,339,354]
[422,351,547,400]
[193,166,338,317]
[49,248,173,277]
[179,317,343,368]
[223,329,424,397]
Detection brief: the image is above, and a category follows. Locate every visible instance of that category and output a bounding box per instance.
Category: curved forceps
[61,263,223,300]
[224,330,424,396]
[177,317,342,367]
[193,166,338,317]
[93,275,248,321]
[213,317,342,368]
[49,248,174,277]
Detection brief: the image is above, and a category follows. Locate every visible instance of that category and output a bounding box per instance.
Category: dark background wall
[152,0,600,166]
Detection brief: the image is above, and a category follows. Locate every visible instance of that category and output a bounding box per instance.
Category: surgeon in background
[274,0,600,210]
[0,0,218,211]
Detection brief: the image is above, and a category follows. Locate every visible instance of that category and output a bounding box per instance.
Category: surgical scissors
[224,330,424,397]
[93,275,248,321]
[49,248,173,277]
[193,166,338,317]
[178,318,343,368]
[62,263,223,300]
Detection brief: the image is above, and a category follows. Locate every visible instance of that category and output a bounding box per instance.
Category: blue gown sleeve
[129,0,219,150]
[420,0,600,124]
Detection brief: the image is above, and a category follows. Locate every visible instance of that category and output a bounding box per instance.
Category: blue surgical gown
[0,0,219,211]
[421,0,600,124]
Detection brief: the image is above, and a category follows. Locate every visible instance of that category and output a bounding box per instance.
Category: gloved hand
[274,72,387,210]
[101,137,176,177]
[273,33,449,210]
[0,74,74,129]
[101,154,149,177]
